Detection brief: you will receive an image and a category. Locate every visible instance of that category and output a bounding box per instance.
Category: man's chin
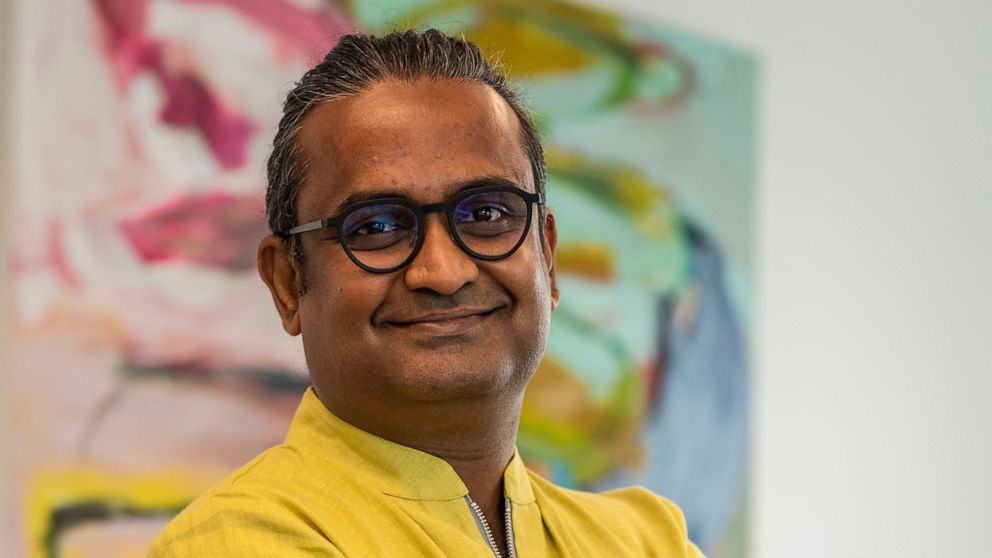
[386,358,521,403]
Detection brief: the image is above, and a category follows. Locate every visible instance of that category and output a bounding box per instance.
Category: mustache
[372,286,510,325]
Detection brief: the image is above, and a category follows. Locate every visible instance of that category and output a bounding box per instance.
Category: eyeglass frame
[284,184,546,274]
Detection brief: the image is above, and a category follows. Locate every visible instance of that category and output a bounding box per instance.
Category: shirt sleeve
[687,540,708,558]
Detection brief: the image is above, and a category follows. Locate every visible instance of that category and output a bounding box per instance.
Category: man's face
[265,78,558,414]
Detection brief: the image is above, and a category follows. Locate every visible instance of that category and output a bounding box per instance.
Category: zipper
[465,495,517,558]
[503,497,516,557]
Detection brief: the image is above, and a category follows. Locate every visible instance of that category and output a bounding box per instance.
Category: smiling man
[149,29,704,557]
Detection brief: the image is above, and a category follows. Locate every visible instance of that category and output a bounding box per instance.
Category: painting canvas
[3,1,755,556]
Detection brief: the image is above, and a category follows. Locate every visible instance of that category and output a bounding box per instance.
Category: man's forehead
[299,78,523,153]
[295,78,532,213]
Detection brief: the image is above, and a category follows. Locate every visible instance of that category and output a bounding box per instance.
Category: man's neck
[319,388,522,540]
[429,425,514,558]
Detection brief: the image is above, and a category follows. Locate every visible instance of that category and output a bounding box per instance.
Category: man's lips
[382,307,501,335]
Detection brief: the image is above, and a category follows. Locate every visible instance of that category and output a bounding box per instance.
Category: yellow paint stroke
[521,356,644,483]
[547,147,670,214]
[555,242,615,281]
[545,146,677,242]
[533,0,623,37]
[613,168,665,218]
[465,17,593,77]
[28,468,219,558]
[524,357,602,431]
[399,0,625,78]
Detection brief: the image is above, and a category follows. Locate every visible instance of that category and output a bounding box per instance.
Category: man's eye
[356,221,398,235]
[467,206,507,222]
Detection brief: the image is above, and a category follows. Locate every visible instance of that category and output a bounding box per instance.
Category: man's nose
[403,214,479,295]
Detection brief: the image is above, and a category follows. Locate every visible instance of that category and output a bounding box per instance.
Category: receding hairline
[291,75,537,198]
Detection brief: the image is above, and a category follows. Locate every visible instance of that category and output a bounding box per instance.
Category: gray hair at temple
[265,28,547,260]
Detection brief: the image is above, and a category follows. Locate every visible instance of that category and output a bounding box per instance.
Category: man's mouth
[384,307,501,335]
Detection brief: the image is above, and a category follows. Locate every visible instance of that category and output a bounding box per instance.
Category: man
[150,29,704,557]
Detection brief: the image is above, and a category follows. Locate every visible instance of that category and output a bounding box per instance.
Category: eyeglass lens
[341,189,531,271]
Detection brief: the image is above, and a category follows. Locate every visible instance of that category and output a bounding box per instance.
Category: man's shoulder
[148,444,339,557]
[527,469,684,519]
[526,470,704,556]
[179,442,307,504]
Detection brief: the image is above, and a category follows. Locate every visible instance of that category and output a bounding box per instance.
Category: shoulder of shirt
[526,468,685,524]
[148,443,343,557]
[524,469,705,557]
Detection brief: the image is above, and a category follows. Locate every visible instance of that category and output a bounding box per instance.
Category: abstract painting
[4,1,755,556]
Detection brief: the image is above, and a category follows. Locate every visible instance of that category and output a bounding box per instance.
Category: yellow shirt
[149,389,705,557]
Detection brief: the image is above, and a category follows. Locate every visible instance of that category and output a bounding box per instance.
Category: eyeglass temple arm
[286,218,331,236]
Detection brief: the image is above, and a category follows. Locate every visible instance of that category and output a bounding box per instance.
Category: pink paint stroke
[119,190,268,272]
[91,0,150,82]
[92,0,256,169]
[155,71,255,168]
[180,0,356,61]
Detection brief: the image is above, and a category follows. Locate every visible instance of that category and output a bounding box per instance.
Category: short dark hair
[265,29,546,250]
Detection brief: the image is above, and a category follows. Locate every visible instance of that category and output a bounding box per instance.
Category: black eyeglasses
[286,185,544,273]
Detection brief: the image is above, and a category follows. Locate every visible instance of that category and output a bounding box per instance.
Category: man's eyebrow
[330,175,524,214]
[454,175,523,193]
[332,190,409,213]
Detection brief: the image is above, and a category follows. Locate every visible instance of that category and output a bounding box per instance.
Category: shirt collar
[286,388,534,504]
[504,449,536,504]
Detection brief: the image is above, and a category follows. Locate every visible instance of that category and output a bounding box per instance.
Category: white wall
[2,1,990,556]
[573,0,992,557]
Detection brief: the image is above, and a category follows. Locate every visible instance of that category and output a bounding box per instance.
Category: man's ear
[257,235,302,336]
[543,209,560,311]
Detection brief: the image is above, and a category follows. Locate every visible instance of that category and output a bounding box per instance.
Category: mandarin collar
[286,388,535,504]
